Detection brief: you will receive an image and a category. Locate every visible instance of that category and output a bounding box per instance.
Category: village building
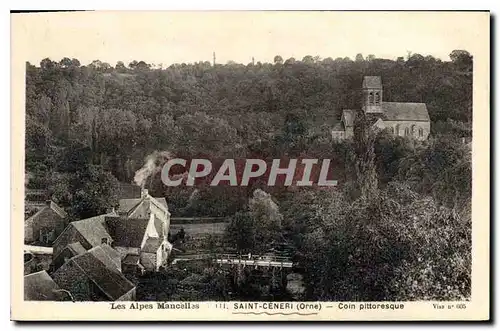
[24,200,68,246]
[52,246,136,301]
[24,270,68,301]
[52,189,172,273]
[24,244,53,275]
[331,76,431,141]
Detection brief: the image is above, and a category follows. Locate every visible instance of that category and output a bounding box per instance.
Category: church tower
[362,76,383,114]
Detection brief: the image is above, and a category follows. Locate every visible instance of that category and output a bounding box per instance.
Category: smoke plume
[134,151,173,188]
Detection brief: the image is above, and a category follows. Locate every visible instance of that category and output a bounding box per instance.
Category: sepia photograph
[11,10,490,321]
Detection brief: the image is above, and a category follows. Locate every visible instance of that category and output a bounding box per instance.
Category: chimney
[141,189,149,198]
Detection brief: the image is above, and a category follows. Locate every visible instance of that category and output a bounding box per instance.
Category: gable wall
[53,226,91,258]
[25,209,67,244]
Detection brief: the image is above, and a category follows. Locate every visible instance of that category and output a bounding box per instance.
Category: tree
[397,137,471,210]
[248,189,283,250]
[115,61,127,72]
[67,164,119,220]
[348,111,379,200]
[302,55,314,64]
[40,58,56,70]
[449,50,472,71]
[284,57,296,65]
[301,183,470,301]
[355,53,364,62]
[59,57,73,68]
[128,60,139,69]
[321,57,334,65]
[225,211,255,253]
[226,190,283,254]
[407,53,425,67]
[136,61,151,71]
[273,55,283,65]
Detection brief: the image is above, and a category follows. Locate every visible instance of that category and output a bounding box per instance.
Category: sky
[12,11,487,66]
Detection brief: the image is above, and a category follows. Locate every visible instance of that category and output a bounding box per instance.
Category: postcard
[11,10,490,321]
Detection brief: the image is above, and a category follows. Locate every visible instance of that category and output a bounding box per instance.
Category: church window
[419,128,424,137]
[375,92,380,104]
[411,125,416,136]
[101,238,108,245]
[404,128,410,136]
[389,127,394,134]
[369,92,374,104]
[395,125,400,135]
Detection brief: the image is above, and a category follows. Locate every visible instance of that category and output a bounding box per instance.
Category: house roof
[105,216,149,248]
[71,212,118,247]
[142,237,163,253]
[118,198,143,215]
[25,200,67,224]
[72,250,135,301]
[122,253,140,265]
[363,76,382,89]
[24,270,65,301]
[118,195,168,216]
[66,242,86,256]
[89,245,121,271]
[382,102,430,122]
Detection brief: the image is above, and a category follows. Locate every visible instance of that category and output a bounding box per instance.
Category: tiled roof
[66,242,86,255]
[118,196,169,216]
[89,245,121,271]
[24,270,64,301]
[382,102,430,122]
[105,216,149,248]
[72,250,135,301]
[362,76,382,89]
[118,198,143,215]
[25,200,67,224]
[122,253,140,265]
[71,212,118,247]
[142,237,162,253]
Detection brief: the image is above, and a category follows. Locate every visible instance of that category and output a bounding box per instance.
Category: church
[331,76,431,141]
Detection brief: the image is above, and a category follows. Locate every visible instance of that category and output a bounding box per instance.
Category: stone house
[331,76,431,141]
[52,189,172,273]
[105,214,171,272]
[140,237,170,271]
[24,200,68,245]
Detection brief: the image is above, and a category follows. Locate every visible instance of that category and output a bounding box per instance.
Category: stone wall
[25,208,67,244]
[383,120,431,140]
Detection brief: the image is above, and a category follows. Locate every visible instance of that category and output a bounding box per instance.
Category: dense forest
[25,50,472,300]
